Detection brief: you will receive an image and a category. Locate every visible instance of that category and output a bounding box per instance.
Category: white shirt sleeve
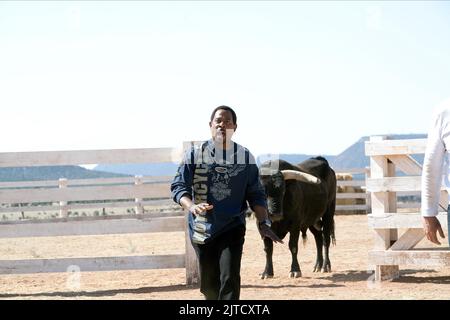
[421,110,446,217]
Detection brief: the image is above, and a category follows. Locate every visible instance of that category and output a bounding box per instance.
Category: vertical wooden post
[440,190,449,211]
[369,136,400,281]
[183,141,199,286]
[387,160,398,246]
[365,167,371,214]
[134,175,144,215]
[59,178,68,218]
[185,213,199,286]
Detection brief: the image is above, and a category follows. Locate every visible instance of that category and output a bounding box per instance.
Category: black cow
[259,157,336,278]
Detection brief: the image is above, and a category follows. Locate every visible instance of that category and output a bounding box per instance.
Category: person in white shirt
[421,102,450,245]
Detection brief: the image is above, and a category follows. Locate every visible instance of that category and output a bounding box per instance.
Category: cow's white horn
[281,170,321,184]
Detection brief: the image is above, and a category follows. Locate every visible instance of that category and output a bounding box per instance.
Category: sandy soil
[1,214,450,300]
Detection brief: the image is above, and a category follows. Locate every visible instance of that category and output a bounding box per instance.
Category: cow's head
[259,167,321,222]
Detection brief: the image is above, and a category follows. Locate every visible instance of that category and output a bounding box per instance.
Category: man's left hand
[258,224,283,243]
[423,216,445,245]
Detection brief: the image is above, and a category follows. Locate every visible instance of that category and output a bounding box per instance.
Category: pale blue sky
[1,1,449,157]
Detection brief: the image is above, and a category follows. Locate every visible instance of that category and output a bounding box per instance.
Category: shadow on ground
[0,281,346,298]
[320,269,440,283]
[392,269,450,284]
[0,283,197,299]
[2,269,446,299]
[242,283,344,290]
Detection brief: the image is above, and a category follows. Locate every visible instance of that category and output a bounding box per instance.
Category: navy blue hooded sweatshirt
[170,140,267,242]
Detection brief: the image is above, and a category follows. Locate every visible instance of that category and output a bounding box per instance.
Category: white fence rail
[0,148,177,167]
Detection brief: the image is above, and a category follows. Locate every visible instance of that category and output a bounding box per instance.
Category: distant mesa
[93,163,178,177]
[257,133,425,180]
[0,165,128,182]
[93,133,427,179]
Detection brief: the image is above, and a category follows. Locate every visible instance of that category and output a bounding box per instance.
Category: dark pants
[191,224,246,300]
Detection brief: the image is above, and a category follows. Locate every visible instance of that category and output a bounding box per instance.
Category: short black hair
[210,105,237,124]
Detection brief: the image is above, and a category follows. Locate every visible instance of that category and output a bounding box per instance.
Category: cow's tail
[301,229,308,246]
[328,178,337,246]
[324,200,336,246]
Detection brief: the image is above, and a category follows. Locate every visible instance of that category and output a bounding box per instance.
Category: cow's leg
[308,226,324,272]
[261,237,274,279]
[320,198,335,273]
[320,229,331,272]
[321,216,334,273]
[322,238,331,273]
[288,229,302,278]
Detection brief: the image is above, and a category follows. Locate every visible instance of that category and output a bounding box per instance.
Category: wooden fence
[0,144,200,285]
[0,175,176,217]
[0,143,378,285]
[365,136,449,281]
[0,171,371,218]
[334,168,370,213]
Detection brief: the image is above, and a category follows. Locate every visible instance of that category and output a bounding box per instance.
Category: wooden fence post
[185,213,199,286]
[134,175,144,215]
[369,136,399,281]
[182,141,199,285]
[365,167,372,214]
[59,178,68,218]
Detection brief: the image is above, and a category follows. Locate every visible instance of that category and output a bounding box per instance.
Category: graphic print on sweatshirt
[209,164,246,201]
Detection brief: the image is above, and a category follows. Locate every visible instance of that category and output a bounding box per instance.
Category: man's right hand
[423,216,445,245]
[189,203,213,216]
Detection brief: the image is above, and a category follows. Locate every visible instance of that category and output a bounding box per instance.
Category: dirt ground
[1,214,450,300]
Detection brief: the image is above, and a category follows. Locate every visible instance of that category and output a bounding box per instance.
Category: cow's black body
[259,157,336,278]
